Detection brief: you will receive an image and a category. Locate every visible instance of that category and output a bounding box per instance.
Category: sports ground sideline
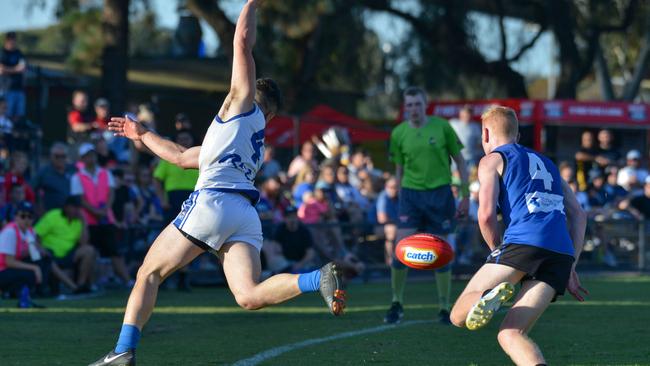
[1,276,649,365]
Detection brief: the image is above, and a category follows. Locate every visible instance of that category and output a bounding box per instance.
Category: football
[395,233,454,270]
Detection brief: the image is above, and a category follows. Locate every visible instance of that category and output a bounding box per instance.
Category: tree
[101,0,129,115]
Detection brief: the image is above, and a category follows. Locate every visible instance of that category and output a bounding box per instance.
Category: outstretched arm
[218,0,258,120]
[109,116,200,169]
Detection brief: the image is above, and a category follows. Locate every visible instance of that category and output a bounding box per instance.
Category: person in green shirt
[153,129,200,223]
[34,196,96,293]
[385,86,469,325]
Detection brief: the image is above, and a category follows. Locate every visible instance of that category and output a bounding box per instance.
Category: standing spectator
[174,112,192,131]
[4,150,35,203]
[449,105,483,168]
[385,86,469,325]
[33,142,75,213]
[575,130,599,191]
[35,196,96,294]
[595,129,621,170]
[376,177,399,266]
[617,150,648,193]
[93,98,110,132]
[288,141,318,178]
[259,145,282,179]
[153,130,199,223]
[71,143,132,286]
[0,32,26,121]
[67,90,93,142]
[0,97,14,150]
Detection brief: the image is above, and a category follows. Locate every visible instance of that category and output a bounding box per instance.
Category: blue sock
[115,324,141,353]
[297,269,321,293]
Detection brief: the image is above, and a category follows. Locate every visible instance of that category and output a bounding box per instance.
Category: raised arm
[477,153,503,251]
[219,0,258,120]
[108,116,200,169]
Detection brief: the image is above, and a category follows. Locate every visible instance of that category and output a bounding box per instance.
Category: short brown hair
[256,78,283,116]
[403,86,427,101]
[481,105,519,140]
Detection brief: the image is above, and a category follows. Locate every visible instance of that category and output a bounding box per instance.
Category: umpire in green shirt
[384,87,469,325]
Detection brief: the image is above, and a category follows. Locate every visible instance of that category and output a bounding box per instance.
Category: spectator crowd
[1,31,648,308]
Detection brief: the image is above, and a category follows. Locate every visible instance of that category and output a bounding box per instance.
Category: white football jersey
[195,104,265,201]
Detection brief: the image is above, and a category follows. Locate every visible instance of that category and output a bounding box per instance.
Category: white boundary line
[232,320,433,366]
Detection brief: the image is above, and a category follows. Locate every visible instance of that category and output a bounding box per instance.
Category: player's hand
[567,269,588,302]
[109,115,148,141]
[456,197,469,219]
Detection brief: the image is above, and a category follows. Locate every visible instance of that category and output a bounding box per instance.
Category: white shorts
[173,189,263,252]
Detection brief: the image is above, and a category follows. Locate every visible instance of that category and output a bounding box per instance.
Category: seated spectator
[0,202,76,305]
[568,180,590,211]
[292,166,317,207]
[376,177,399,265]
[603,166,628,206]
[587,168,608,209]
[34,196,97,294]
[4,150,35,203]
[558,161,575,183]
[93,136,118,169]
[67,90,94,143]
[262,206,318,274]
[256,176,291,235]
[33,142,75,213]
[288,141,318,178]
[619,176,650,220]
[617,150,648,193]
[0,183,25,225]
[132,167,163,227]
[93,98,110,131]
[335,165,368,223]
[574,130,598,191]
[112,168,138,229]
[259,145,282,179]
[316,164,341,209]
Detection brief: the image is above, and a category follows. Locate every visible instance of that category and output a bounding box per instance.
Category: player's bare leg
[497,280,554,365]
[450,263,525,327]
[123,224,204,327]
[220,242,345,314]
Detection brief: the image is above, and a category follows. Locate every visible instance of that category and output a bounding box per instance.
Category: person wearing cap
[71,142,132,286]
[0,202,77,304]
[35,196,97,293]
[617,149,648,193]
[0,31,27,121]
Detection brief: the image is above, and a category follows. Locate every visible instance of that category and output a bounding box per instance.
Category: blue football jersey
[494,144,574,256]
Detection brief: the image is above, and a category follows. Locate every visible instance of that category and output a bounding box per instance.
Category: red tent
[265,105,390,148]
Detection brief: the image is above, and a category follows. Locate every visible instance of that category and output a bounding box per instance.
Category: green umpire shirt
[389,116,463,190]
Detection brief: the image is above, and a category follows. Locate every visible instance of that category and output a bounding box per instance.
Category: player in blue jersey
[449,106,588,366]
[88,2,345,365]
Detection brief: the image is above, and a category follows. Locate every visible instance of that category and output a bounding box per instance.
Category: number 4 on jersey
[527,153,553,191]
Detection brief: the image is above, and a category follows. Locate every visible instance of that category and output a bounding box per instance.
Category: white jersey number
[528,153,553,191]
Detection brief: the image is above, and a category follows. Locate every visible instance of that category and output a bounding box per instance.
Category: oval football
[395,233,454,270]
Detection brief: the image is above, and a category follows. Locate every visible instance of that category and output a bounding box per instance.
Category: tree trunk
[623,22,650,101]
[594,40,615,100]
[186,0,235,61]
[101,0,129,115]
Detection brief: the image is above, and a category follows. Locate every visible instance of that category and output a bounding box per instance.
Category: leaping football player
[89,2,345,365]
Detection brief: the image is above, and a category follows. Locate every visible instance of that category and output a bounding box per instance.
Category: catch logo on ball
[395,233,454,270]
[404,247,437,264]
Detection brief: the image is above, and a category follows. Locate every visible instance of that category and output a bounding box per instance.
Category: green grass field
[1,275,649,365]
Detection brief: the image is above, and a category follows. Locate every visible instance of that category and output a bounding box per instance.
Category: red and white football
[395,233,454,270]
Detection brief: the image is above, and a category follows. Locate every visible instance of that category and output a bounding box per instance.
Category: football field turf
[1,275,649,365]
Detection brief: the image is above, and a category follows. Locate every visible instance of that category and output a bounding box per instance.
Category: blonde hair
[481,105,519,140]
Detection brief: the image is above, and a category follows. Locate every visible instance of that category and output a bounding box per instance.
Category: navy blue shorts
[398,185,456,234]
